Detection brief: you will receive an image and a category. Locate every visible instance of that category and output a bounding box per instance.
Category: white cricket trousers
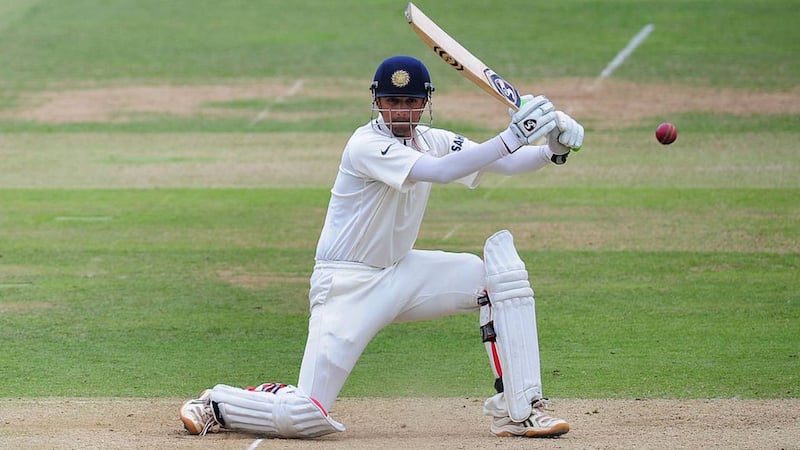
[298,249,485,410]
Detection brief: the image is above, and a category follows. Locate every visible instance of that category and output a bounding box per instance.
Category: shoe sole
[181,412,203,435]
[493,422,570,438]
[180,389,211,435]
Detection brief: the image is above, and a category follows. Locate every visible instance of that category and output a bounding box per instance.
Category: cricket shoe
[180,389,221,435]
[490,399,570,438]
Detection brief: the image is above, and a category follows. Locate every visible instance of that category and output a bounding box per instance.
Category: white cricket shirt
[315,119,481,268]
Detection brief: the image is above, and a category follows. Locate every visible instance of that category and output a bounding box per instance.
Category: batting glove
[555,111,583,151]
[547,111,584,165]
[502,95,557,151]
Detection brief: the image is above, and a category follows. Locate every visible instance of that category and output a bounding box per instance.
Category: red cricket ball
[655,122,678,145]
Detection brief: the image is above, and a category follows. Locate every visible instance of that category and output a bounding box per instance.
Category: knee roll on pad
[487,270,534,301]
[210,384,345,438]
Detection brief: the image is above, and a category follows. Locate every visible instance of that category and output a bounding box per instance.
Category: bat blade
[405,2,523,110]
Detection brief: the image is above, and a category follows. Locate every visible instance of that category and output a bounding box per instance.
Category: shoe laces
[532,398,554,411]
[198,402,220,436]
[199,417,216,436]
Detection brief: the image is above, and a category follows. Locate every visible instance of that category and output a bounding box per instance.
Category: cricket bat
[405,2,524,111]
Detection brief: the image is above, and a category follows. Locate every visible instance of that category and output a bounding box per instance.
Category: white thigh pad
[484,230,542,422]
[210,384,345,438]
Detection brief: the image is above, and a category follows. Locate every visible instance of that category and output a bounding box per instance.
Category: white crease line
[246,438,264,450]
[591,23,654,89]
[442,223,462,241]
[250,79,305,125]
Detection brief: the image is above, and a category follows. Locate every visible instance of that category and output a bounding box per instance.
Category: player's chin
[390,125,414,138]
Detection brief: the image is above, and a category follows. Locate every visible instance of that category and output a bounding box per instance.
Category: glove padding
[547,111,584,165]
[506,95,557,149]
[554,111,583,150]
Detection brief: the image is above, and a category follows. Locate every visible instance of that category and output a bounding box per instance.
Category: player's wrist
[498,127,523,154]
[550,151,570,165]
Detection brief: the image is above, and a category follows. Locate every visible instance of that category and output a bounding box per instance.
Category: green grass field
[1,0,798,403]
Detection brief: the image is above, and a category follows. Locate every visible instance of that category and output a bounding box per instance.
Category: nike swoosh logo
[380,144,392,155]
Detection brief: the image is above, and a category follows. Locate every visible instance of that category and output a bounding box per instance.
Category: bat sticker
[433,46,464,71]
[484,69,521,107]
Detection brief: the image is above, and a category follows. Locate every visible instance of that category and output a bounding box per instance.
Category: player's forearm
[484,145,553,175]
[407,134,510,183]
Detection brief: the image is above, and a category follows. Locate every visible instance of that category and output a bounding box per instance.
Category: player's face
[376,96,427,138]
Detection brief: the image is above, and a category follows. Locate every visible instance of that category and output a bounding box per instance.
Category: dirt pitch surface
[2,397,798,449]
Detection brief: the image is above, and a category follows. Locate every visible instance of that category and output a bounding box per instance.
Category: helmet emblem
[391,70,411,88]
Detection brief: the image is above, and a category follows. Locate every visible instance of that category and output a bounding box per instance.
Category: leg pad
[210,384,345,438]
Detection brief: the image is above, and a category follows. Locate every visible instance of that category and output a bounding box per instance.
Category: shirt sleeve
[348,138,425,192]
[408,130,508,188]
[483,144,553,174]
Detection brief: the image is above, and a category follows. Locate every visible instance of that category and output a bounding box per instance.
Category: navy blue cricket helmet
[370,55,435,99]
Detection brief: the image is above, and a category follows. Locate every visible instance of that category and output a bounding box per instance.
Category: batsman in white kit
[181,55,584,439]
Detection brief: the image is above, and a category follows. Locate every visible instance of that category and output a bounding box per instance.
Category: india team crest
[391,70,411,88]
